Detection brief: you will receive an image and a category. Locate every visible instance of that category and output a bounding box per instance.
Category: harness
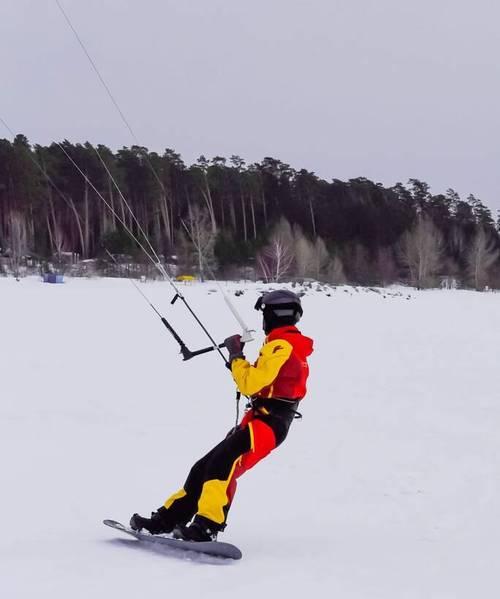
[248,397,303,420]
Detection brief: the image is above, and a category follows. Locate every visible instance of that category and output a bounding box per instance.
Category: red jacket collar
[266,325,300,342]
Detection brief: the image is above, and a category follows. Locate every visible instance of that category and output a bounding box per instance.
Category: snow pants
[162,401,297,528]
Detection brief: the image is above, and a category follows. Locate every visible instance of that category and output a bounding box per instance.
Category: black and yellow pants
[162,402,297,529]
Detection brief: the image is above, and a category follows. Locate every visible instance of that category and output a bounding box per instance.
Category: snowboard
[103,519,242,560]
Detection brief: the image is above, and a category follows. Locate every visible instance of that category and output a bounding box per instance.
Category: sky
[1,0,499,213]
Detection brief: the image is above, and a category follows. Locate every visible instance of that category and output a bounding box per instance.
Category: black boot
[173,515,221,542]
[130,507,175,535]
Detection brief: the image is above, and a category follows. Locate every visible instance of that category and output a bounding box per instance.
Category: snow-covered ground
[1,276,499,598]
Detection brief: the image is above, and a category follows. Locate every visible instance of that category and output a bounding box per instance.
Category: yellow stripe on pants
[196,458,239,525]
[163,488,187,509]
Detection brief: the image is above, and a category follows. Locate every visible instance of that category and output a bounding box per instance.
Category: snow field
[1,277,499,598]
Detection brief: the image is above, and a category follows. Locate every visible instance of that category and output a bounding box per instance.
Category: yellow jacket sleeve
[230,338,293,397]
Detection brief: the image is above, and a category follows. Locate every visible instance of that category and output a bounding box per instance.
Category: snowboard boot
[130,506,175,535]
[173,515,221,542]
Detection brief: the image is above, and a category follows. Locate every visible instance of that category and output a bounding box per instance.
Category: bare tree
[66,195,86,257]
[294,228,330,280]
[181,204,216,281]
[294,230,315,278]
[46,190,68,260]
[51,221,67,260]
[467,228,500,290]
[258,239,294,283]
[313,237,330,279]
[327,255,347,285]
[195,156,217,234]
[8,211,28,277]
[158,191,172,247]
[257,218,294,282]
[400,215,444,288]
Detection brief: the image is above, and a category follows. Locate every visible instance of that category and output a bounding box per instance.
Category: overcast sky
[1,0,499,212]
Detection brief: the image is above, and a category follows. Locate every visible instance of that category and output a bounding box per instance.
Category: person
[130,289,314,541]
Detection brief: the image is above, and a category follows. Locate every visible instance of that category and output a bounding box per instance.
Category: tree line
[1,134,499,289]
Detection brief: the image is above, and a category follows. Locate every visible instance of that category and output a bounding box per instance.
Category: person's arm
[230,339,293,396]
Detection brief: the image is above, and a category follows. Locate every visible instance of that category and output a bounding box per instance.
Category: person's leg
[159,444,223,526]
[177,418,277,541]
[131,426,250,534]
[132,412,285,537]
[216,418,278,518]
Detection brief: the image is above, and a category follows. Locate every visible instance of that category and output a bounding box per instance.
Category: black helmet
[254,289,303,333]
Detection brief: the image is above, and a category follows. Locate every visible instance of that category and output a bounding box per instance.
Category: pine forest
[1,134,499,290]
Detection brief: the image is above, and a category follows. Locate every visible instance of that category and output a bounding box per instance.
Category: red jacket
[231,326,314,400]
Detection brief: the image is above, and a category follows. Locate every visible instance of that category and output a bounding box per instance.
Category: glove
[224,334,245,366]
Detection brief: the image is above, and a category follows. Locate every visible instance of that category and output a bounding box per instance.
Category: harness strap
[235,391,241,428]
[246,398,303,420]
